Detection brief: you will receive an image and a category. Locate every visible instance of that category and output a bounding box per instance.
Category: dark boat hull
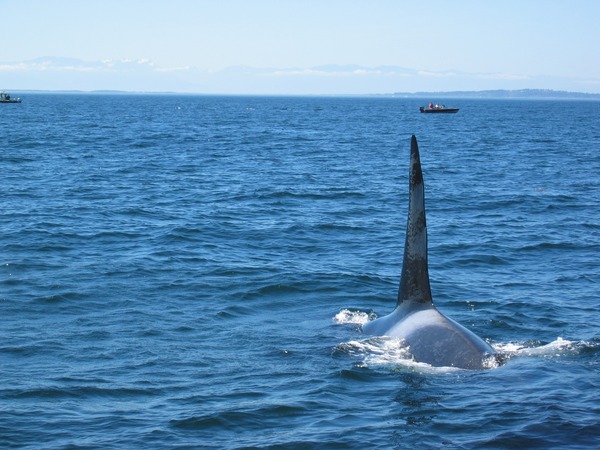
[420,107,459,114]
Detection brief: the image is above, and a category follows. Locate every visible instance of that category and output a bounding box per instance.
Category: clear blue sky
[2,0,600,94]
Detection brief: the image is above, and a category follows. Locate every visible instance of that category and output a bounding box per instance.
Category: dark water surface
[1,94,599,449]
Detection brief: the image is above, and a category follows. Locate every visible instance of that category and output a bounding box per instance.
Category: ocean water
[1,94,599,449]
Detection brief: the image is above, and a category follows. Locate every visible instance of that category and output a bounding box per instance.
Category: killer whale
[362,135,495,370]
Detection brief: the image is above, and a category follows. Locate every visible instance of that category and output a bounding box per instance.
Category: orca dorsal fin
[397,135,433,305]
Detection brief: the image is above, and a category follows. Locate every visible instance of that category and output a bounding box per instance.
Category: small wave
[452,254,509,266]
[9,385,152,400]
[256,189,366,200]
[171,404,306,431]
[317,223,365,232]
[216,304,255,319]
[518,241,584,252]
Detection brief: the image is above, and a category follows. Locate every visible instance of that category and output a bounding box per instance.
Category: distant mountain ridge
[13,88,600,100]
[391,89,600,100]
[3,57,600,96]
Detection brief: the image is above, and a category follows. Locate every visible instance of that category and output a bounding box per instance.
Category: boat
[0,92,22,103]
[420,105,458,114]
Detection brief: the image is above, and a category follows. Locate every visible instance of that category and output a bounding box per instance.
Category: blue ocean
[1,94,599,449]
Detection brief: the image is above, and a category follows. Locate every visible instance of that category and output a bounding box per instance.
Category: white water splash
[336,336,464,373]
[333,308,375,325]
[337,336,588,372]
[494,337,583,358]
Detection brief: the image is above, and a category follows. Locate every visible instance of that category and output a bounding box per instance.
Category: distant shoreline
[7,88,600,100]
[388,88,600,100]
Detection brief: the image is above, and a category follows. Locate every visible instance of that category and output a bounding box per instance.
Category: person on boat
[429,102,433,109]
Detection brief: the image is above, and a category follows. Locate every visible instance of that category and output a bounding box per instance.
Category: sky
[2,0,600,95]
